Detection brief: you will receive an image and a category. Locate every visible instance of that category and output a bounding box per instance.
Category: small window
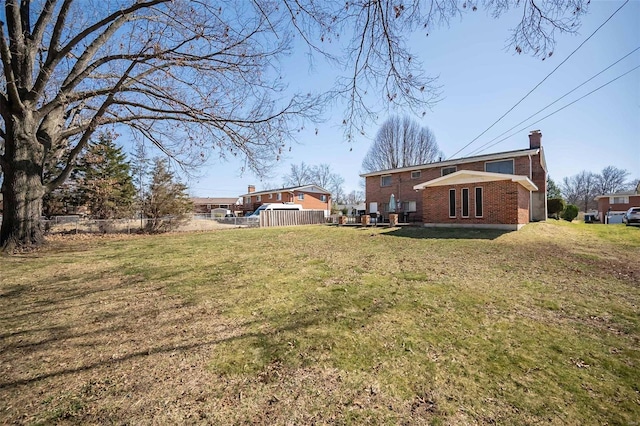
[257,195,261,202]
[206,204,211,210]
[485,159,514,174]
[462,188,469,218]
[411,171,421,179]
[404,201,417,212]
[381,175,392,187]
[321,194,327,202]
[475,187,483,217]
[298,193,304,201]
[269,193,273,199]
[611,196,629,204]
[276,193,282,201]
[442,166,456,176]
[449,189,456,218]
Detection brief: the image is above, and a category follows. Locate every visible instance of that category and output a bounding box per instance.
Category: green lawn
[1,221,639,424]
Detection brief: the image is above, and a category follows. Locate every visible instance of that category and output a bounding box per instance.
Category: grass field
[1,221,638,424]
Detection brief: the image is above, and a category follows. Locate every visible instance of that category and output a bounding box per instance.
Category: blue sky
[186,0,639,197]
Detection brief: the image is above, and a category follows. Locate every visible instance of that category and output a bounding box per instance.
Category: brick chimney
[247,185,255,194]
[529,130,542,149]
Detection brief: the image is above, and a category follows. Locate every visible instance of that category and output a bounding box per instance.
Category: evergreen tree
[144,158,192,232]
[76,133,136,219]
[547,176,562,199]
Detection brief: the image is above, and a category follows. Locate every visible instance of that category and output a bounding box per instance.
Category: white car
[622,207,640,226]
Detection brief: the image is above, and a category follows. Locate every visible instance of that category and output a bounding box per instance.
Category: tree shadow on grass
[381,227,512,241]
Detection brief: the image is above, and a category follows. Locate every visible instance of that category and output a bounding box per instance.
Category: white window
[381,175,392,187]
[298,193,304,201]
[411,171,421,179]
[611,196,629,204]
[276,193,282,201]
[321,195,327,202]
[257,195,261,202]
[441,166,456,176]
[461,188,469,218]
[269,193,273,199]
[403,201,417,212]
[485,159,514,174]
[244,197,250,205]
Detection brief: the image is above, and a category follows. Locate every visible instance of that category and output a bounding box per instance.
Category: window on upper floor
[381,175,392,187]
[257,195,261,202]
[411,171,421,179]
[441,166,457,176]
[611,196,629,204]
[321,194,327,202]
[269,193,273,199]
[276,193,282,201]
[298,193,304,201]
[485,159,514,174]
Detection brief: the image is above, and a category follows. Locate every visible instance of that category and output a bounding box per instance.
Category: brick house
[413,170,537,230]
[191,197,242,215]
[361,130,547,225]
[594,182,640,223]
[239,184,332,216]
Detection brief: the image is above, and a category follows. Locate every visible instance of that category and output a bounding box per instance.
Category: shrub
[562,204,579,222]
[548,198,565,220]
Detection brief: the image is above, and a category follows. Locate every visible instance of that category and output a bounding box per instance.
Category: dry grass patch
[1,222,639,424]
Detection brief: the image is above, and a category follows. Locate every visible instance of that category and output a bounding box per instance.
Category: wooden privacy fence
[259,210,326,227]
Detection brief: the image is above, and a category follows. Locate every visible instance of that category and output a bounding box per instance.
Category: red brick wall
[422,180,530,225]
[366,152,544,222]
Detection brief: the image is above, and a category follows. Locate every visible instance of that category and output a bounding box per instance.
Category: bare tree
[0,0,590,249]
[283,162,344,201]
[283,162,313,187]
[562,171,598,213]
[344,190,365,205]
[362,115,443,172]
[595,166,630,195]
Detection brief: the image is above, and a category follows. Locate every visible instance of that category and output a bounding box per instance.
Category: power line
[471,64,640,155]
[465,46,640,157]
[446,0,630,160]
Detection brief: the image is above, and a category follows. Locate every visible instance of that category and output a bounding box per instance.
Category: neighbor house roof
[360,147,544,178]
[594,190,640,201]
[413,170,538,192]
[191,197,241,205]
[239,184,331,198]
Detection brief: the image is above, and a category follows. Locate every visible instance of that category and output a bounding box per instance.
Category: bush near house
[562,204,579,222]
[547,197,565,219]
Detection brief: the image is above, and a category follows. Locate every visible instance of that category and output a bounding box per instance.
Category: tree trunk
[1,115,46,252]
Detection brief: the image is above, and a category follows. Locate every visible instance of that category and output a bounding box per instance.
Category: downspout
[528,154,533,222]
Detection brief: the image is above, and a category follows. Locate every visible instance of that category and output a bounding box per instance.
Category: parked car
[622,207,640,226]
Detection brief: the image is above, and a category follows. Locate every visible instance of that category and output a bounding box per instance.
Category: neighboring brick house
[594,182,640,223]
[191,197,242,215]
[361,130,547,224]
[413,170,537,230]
[239,184,332,216]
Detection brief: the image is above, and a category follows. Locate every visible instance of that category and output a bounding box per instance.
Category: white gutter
[528,154,533,222]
